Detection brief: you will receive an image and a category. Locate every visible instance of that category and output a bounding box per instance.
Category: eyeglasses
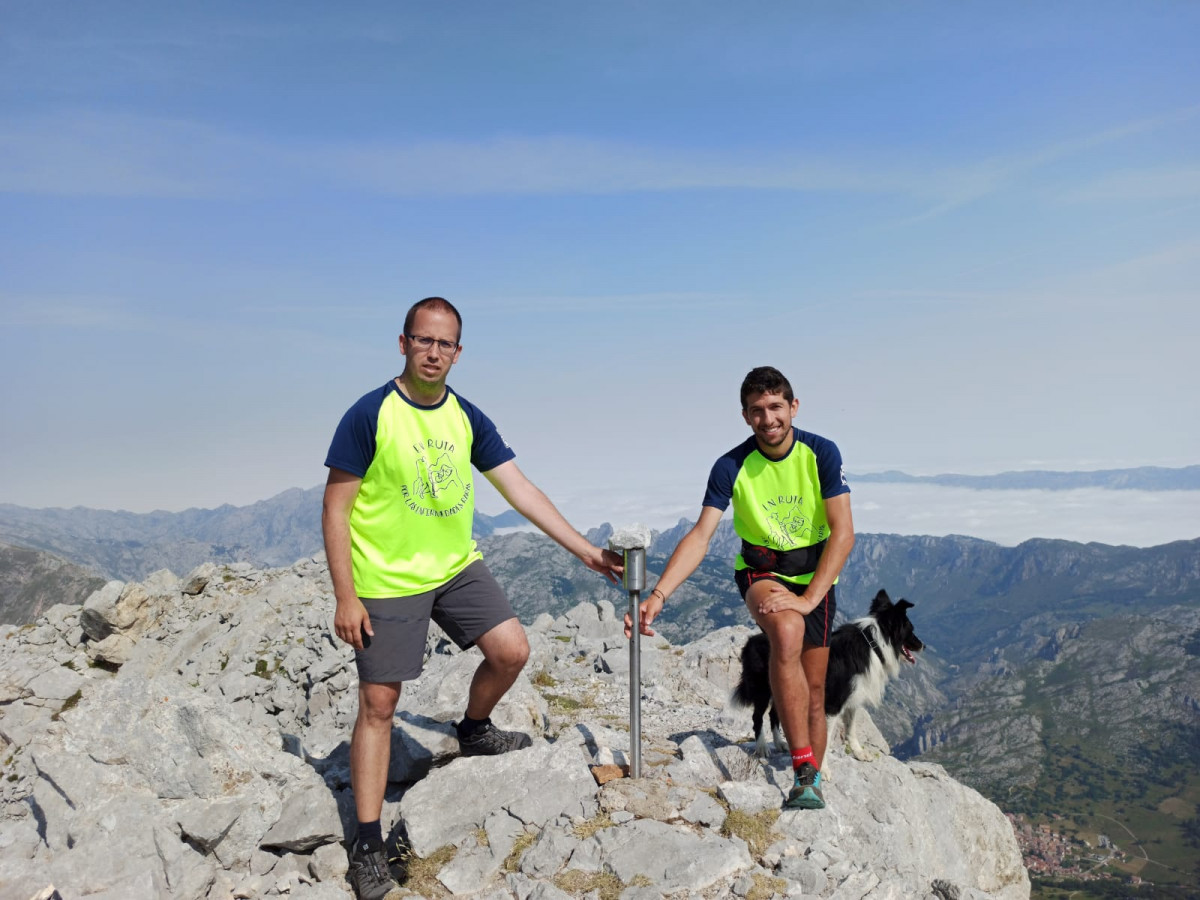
[405,334,459,353]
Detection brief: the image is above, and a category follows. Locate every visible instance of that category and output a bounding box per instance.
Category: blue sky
[2,2,1198,543]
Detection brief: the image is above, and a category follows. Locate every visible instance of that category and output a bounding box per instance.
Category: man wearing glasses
[323,296,622,899]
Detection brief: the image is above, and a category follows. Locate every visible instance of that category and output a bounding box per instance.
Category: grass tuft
[746,871,788,900]
[501,831,536,873]
[721,807,780,858]
[51,689,83,721]
[399,843,455,897]
[553,870,628,900]
[571,812,615,840]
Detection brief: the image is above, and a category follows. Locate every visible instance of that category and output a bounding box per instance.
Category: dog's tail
[730,679,753,709]
[729,637,759,709]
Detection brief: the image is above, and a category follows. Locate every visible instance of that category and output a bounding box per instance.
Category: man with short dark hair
[626,365,854,811]
[324,297,622,899]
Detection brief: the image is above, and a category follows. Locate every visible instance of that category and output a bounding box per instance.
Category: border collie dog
[732,589,924,761]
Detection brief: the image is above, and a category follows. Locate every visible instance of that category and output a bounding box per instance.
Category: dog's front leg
[844,706,876,761]
[769,705,786,754]
[752,703,771,759]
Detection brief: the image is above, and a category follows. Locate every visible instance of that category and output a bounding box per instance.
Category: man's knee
[479,619,530,672]
[357,682,401,726]
[766,619,806,662]
[495,636,530,672]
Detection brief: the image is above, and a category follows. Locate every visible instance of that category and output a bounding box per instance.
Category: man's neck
[756,429,795,461]
[395,374,446,406]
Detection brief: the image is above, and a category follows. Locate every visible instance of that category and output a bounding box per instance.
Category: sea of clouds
[503,483,1200,549]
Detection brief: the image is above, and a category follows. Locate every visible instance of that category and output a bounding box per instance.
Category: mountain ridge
[850,464,1200,491]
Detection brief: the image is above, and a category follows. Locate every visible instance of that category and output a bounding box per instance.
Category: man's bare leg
[464,617,530,720]
[745,580,810,751]
[350,681,401,824]
[801,645,830,769]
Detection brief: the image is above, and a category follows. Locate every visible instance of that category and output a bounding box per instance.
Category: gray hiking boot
[347,843,402,900]
[458,721,533,756]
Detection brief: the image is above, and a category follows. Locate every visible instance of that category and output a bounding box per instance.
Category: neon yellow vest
[350,390,482,596]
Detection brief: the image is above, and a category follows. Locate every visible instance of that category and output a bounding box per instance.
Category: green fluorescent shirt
[325,381,515,597]
[702,428,850,585]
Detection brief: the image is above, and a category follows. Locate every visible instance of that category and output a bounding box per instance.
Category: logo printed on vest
[400,440,470,517]
[761,495,812,548]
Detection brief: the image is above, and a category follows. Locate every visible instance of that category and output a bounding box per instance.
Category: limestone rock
[0,557,1030,900]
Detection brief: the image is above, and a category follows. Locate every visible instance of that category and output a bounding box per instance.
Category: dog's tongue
[903,648,916,664]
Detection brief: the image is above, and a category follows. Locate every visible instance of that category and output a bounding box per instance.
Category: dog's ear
[870,590,893,614]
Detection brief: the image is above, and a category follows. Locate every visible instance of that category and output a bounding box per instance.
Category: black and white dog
[732,589,924,761]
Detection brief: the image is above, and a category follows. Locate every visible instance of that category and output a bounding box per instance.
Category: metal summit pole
[608,525,650,779]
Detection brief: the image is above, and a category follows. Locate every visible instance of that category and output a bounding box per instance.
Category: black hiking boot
[457,720,533,756]
[347,842,402,900]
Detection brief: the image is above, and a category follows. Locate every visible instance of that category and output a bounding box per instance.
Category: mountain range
[1,462,1195,584]
[849,464,1200,491]
[2,473,1199,893]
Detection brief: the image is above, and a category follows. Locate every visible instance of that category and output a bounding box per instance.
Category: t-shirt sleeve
[814,436,851,500]
[702,454,738,511]
[324,388,383,479]
[459,395,516,472]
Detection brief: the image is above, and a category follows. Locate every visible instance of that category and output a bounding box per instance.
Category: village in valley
[1007,813,1147,888]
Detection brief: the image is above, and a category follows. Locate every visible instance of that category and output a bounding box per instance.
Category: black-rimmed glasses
[405,334,458,353]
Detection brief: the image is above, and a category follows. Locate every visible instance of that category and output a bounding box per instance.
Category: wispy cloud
[0,111,919,200]
[0,112,259,197]
[1080,234,1200,282]
[0,294,157,330]
[899,104,1200,223]
[319,136,914,196]
[5,105,1197,208]
[1065,166,1200,203]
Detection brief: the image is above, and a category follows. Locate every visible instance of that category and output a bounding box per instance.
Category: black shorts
[355,560,516,683]
[735,569,837,648]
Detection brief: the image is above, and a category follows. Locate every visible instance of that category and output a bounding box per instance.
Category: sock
[457,715,490,739]
[791,746,815,771]
[355,820,383,852]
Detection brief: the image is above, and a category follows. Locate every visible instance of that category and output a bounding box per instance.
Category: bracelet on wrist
[651,588,666,602]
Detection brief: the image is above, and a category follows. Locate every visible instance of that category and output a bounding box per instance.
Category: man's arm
[624,505,724,638]
[757,492,855,616]
[483,460,622,583]
[322,467,371,650]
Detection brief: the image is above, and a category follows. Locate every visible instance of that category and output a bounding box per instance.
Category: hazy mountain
[0,541,106,626]
[2,461,1192,581]
[477,525,1200,889]
[5,484,1198,888]
[0,487,527,582]
[851,464,1200,491]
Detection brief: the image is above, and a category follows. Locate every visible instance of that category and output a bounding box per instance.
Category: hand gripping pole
[608,525,651,778]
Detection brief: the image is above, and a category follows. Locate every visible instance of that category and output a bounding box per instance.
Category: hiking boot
[784,762,825,810]
[347,843,402,900]
[457,720,533,756]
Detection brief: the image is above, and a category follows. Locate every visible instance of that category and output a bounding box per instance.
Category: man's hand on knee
[754,583,810,617]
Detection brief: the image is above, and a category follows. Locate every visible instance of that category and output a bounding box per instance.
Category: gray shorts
[355,560,516,684]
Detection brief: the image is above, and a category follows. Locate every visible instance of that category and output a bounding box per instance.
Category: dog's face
[869,589,924,663]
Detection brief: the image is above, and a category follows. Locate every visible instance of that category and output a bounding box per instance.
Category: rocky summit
[0,557,1029,900]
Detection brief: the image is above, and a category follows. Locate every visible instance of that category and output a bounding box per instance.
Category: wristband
[651,588,666,602]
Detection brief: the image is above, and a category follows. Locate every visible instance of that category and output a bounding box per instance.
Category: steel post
[623,546,646,778]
